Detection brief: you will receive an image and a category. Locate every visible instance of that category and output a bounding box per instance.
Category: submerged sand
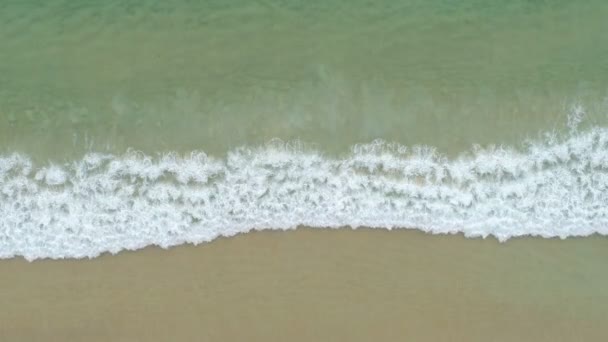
[1,228,607,341]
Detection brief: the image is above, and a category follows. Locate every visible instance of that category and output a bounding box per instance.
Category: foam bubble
[1,126,608,260]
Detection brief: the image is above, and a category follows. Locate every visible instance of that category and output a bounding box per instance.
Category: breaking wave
[2,121,608,260]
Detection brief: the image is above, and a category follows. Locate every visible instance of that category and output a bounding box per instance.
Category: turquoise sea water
[1,1,608,259]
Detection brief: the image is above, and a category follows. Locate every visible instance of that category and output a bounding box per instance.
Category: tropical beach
[1,1,608,340]
[2,230,608,341]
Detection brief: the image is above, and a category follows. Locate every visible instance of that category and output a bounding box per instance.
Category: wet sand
[1,228,607,341]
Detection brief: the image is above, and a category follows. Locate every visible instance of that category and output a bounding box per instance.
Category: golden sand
[1,228,607,341]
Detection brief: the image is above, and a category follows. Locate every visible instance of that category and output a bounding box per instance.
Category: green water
[1,0,608,159]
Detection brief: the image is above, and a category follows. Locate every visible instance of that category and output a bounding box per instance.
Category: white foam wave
[2,127,608,260]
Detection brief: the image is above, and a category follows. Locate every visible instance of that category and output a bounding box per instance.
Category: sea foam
[1,125,608,260]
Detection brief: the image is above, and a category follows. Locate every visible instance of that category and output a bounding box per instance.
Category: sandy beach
[2,1,608,341]
[1,228,607,341]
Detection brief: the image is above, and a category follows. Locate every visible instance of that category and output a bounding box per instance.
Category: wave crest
[2,126,608,260]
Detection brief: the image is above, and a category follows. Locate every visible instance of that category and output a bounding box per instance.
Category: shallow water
[1,1,608,259]
[2,0,608,158]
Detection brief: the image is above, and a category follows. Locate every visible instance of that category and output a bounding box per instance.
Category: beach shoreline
[1,228,607,341]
